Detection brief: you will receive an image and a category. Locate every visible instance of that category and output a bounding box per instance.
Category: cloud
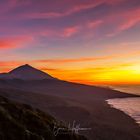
[18,0,126,20]
[41,68,60,71]
[87,20,103,28]
[34,49,140,65]
[0,38,20,49]
[61,26,80,37]
[36,25,81,38]
[35,55,115,64]
[23,2,140,40]
[118,9,140,31]
[0,61,23,72]
[107,7,140,37]
[2,0,122,21]
[106,0,126,5]
[0,36,33,49]
[0,61,21,67]
[0,0,137,41]
[35,19,102,39]
[22,1,103,19]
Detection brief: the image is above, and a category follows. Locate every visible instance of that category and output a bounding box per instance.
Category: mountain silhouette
[0,64,55,80]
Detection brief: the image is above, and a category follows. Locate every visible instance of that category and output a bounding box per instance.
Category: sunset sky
[0,0,140,84]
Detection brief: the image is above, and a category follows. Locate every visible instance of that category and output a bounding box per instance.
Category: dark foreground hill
[0,65,140,140]
[0,95,87,140]
[0,88,140,140]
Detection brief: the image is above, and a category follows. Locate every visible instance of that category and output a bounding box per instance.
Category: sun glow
[43,63,140,85]
[128,65,140,74]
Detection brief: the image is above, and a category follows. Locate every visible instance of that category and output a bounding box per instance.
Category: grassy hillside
[0,95,87,140]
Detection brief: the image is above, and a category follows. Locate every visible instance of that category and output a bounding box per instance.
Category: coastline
[106,97,140,126]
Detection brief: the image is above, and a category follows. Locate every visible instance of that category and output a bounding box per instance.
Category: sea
[106,85,140,125]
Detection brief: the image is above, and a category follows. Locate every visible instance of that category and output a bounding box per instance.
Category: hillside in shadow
[0,95,87,140]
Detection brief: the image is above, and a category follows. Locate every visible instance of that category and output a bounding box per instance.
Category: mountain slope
[0,64,138,99]
[0,95,87,140]
[0,64,55,80]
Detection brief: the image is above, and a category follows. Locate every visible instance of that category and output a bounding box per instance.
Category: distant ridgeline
[0,95,87,140]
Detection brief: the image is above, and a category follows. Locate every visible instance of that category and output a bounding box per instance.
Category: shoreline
[106,97,140,126]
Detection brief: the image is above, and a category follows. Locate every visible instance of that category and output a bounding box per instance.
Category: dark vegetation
[0,88,139,140]
[0,95,87,140]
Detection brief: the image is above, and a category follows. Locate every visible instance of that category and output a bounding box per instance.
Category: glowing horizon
[0,0,140,85]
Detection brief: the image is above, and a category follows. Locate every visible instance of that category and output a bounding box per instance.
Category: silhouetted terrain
[0,64,55,80]
[0,65,140,140]
[0,95,87,140]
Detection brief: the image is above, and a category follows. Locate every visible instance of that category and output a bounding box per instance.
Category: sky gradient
[0,0,140,84]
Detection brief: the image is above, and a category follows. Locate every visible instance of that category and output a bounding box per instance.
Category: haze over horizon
[0,0,140,85]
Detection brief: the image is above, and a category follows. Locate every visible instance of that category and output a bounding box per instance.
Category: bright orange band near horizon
[43,64,140,85]
[0,58,140,85]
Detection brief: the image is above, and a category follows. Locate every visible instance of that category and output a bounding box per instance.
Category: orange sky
[1,51,140,85]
